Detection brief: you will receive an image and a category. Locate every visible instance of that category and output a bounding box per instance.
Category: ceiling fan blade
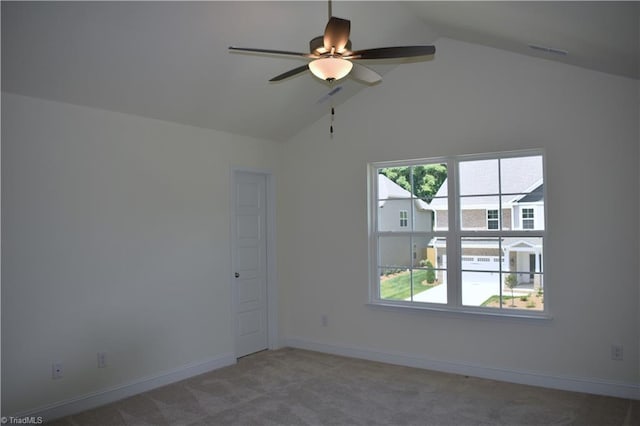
[269,64,310,82]
[350,63,382,84]
[348,45,435,60]
[323,17,351,53]
[229,46,313,58]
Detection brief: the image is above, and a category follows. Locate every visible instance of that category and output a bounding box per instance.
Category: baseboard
[15,353,236,422]
[285,337,640,400]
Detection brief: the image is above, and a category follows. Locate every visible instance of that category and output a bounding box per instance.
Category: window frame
[368,149,549,319]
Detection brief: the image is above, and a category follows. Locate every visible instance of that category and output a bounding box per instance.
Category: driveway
[411,276,500,306]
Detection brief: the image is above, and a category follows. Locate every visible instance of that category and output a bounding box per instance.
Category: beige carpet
[50,347,638,425]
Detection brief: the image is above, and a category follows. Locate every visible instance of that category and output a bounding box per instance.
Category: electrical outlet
[97,352,107,368]
[321,314,328,327]
[52,363,63,379]
[611,345,623,361]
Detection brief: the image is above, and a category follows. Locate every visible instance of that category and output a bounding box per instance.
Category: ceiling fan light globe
[309,57,353,81]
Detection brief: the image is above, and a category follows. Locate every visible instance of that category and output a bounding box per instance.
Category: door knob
[235,272,240,278]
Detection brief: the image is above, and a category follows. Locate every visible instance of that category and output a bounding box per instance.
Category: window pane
[462,271,501,307]
[411,236,434,267]
[461,237,503,307]
[413,237,447,304]
[503,237,543,274]
[430,196,448,231]
[431,237,447,270]
[377,167,411,195]
[459,159,499,195]
[500,273,544,311]
[499,196,514,230]
[409,164,435,232]
[500,156,543,194]
[460,196,500,230]
[379,236,411,268]
[412,202,433,232]
[379,267,411,301]
[411,163,448,203]
[501,156,544,231]
[377,199,413,232]
[500,237,544,310]
[377,167,413,233]
[412,270,447,304]
[420,162,449,232]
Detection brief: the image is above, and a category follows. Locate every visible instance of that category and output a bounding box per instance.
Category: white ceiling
[3,1,638,142]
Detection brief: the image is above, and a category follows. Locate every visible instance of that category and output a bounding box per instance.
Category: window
[400,210,408,227]
[487,209,499,229]
[522,208,534,229]
[370,151,546,316]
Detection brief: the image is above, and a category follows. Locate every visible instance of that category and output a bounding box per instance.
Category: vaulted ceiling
[3,1,638,142]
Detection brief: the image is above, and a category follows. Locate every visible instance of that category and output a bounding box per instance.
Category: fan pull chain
[330,106,335,136]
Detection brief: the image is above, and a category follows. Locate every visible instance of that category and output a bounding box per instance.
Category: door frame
[230,168,279,358]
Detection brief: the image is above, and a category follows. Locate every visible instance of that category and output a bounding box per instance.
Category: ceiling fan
[229,2,435,84]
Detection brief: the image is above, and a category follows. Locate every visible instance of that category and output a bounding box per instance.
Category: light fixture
[308,57,353,81]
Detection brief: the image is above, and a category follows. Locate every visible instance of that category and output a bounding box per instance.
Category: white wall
[279,38,639,393]
[1,93,280,415]
[2,35,638,417]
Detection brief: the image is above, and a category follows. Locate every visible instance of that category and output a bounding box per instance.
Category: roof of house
[515,183,544,203]
[430,156,543,210]
[378,174,431,211]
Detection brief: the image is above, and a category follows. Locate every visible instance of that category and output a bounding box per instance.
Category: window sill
[366,300,553,321]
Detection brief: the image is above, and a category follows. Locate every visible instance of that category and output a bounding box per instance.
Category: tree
[423,259,436,284]
[504,274,518,307]
[380,164,447,202]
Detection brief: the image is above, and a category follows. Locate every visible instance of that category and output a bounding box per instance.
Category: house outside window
[370,150,546,317]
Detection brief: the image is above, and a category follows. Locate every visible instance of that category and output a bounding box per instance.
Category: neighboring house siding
[378,200,432,232]
[414,209,431,232]
[379,237,431,269]
[502,209,512,229]
[462,209,487,229]
[379,237,410,270]
[512,204,544,230]
[377,174,433,268]
[379,200,410,232]
[438,208,512,230]
[378,205,431,266]
[435,210,448,229]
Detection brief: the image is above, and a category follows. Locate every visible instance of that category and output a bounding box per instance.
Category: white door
[233,172,268,357]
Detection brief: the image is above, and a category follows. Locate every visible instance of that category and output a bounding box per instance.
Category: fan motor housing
[310,35,352,56]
